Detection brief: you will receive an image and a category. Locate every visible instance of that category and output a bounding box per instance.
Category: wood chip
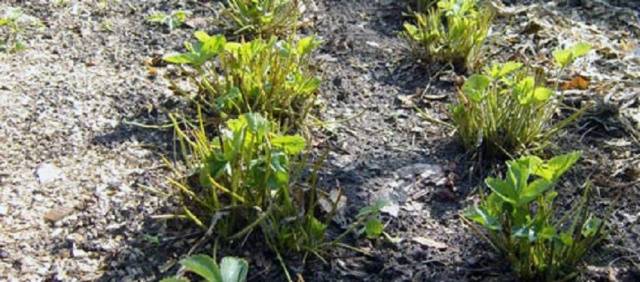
[43,207,74,223]
[412,237,448,249]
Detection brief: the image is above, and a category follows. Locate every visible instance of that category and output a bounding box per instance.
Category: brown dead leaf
[561,75,590,90]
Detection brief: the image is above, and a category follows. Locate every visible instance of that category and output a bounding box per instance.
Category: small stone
[44,207,74,223]
[71,245,88,258]
[380,201,400,217]
[36,163,63,184]
[0,205,7,216]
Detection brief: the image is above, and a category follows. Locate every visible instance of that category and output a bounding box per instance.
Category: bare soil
[1,0,639,281]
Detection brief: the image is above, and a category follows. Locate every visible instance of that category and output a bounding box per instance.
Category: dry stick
[414,105,455,128]
[172,214,224,277]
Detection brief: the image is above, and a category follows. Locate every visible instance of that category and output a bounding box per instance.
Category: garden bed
[0,0,639,281]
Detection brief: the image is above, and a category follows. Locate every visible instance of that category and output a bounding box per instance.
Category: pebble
[44,206,75,223]
[36,163,63,184]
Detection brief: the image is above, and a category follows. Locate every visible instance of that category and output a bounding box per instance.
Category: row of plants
[147,0,301,37]
[405,0,605,280]
[158,1,388,281]
[152,0,606,281]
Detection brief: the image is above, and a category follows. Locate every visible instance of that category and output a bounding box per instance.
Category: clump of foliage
[147,10,188,30]
[464,152,605,281]
[164,31,320,131]
[449,43,591,156]
[403,0,492,71]
[162,254,248,282]
[0,7,41,53]
[222,0,301,36]
[170,113,331,270]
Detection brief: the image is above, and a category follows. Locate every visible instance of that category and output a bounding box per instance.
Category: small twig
[123,119,174,129]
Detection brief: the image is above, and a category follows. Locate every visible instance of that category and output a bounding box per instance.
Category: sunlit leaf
[519,178,552,205]
[485,177,518,204]
[464,206,501,230]
[296,36,319,55]
[271,135,306,155]
[463,74,491,102]
[365,218,384,239]
[571,42,592,58]
[533,87,553,102]
[180,254,222,282]
[553,49,572,68]
[220,257,249,282]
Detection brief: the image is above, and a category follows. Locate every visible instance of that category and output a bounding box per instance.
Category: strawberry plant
[169,112,339,276]
[0,7,41,53]
[147,10,188,30]
[464,152,605,281]
[449,47,589,156]
[162,254,248,282]
[222,0,301,36]
[403,0,492,71]
[164,31,320,131]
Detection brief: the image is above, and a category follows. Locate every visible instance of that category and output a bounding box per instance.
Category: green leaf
[296,36,319,55]
[271,135,306,155]
[307,215,327,241]
[514,76,535,104]
[243,113,270,136]
[403,23,419,38]
[463,74,491,102]
[571,42,592,58]
[559,232,574,246]
[485,177,518,204]
[487,61,523,78]
[512,226,537,242]
[532,151,581,181]
[357,199,389,217]
[499,61,523,77]
[196,31,226,57]
[533,87,553,102]
[540,226,556,240]
[180,254,222,282]
[581,215,602,238]
[219,257,249,282]
[553,49,572,68]
[553,43,591,68]
[365,218,384,239]
[464,206,501,230]
[163,52,195,64]
[519,178,552,205]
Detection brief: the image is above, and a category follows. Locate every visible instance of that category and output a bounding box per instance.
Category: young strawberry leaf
[365,218,384,239]
[180,254,222,282]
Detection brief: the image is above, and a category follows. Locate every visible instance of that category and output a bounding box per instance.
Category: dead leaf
[318,189,346,214]
[561,75,590,90]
